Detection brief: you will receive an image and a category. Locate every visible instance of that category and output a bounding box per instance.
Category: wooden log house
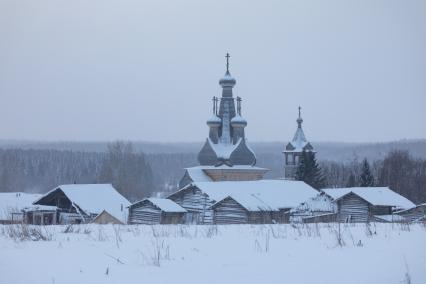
[321,187,415,223]
[25,184,130,225]
[168,179,318,225]
[128,198,187,224]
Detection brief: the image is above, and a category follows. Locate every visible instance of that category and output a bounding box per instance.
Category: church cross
[298,106,301,119]
[237,96,242,115]
[225,53,230,72]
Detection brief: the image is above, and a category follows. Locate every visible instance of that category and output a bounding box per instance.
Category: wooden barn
[128,198,187,225]
[25,184,130,225]
[322,187,415,223]
[211,196,285,224]
[168,180,318,225]
[395,203,426,222]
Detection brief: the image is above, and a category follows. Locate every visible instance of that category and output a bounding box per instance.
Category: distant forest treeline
[0,140,425,203]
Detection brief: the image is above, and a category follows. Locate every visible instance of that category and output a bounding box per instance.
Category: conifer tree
[295,150,326,189]
[359,158,374,187]
[346,173,356,187]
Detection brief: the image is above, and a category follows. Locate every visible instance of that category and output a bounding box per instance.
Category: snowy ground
[0,223,425,284]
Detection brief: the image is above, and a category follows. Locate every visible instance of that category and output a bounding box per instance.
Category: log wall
[337,193,369,223]
[213,197,248,224]
[169,187,215,224]
[129,202,161,224]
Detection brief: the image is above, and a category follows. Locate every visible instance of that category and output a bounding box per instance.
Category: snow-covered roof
[322,187,415,209]
[207,115,221,124]
[231,114,247,124]
[0,192,42,220]
[23,205,58,212]
[185,167,213,182]
[147,198,187,212]
[395,203,426,214]
[186,165,268,171]
[291,193,336,214]
[291,127,308,151]
[208,137,241,160]
[34,184,131,223]
[174,180,318,211]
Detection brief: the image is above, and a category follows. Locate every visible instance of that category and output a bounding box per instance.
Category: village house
[24,184,130,225]
[289,187,416,223]
[168,180,318,225]
[128,198,187,224]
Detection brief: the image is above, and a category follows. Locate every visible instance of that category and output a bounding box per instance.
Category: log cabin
[24,184,130,225]
[128,198,187,224]
[168,179,318,225]
[211,196,285,224]
[321,187,415,223]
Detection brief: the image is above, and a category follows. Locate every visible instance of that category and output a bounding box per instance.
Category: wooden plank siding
[337,193,370,223]
[213,197,248,224]
[129,202,161,224]
[370,205,392,215]
[212,197,287,224]
[169,186,215,224]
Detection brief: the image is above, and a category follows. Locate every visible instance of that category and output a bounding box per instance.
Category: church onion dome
[219,71,236,87]
[207,115,221,126]
[231,114,247,126]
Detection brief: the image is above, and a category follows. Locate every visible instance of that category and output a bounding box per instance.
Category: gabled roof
[131,198,187,213]
[321,187,415,209]
[171,180,318,211]
[0,192,42,220]
[92,210,124,224]
[33,184,130,223]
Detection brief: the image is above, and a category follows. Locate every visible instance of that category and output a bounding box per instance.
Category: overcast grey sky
[0,0,425,143]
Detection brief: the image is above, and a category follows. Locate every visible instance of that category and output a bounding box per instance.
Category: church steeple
[179,54,268,188]
[283,106,315,179]
[198,54,256,166]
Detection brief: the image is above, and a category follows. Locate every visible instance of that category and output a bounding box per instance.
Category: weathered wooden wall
[370,205,392,216]
[129,202,161,224]
[161,213,185,224]
[213,197,248,224]
[337,193,369,222]
[169,187,215,224]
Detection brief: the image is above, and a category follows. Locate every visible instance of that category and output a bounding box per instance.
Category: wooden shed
[322,187,415,223]
[211,196,284,224]
[128,198,187,225]
[395,204,426,222]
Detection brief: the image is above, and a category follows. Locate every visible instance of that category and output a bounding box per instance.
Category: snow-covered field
[0,223,425,284]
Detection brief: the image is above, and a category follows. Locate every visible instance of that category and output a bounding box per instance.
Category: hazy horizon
[1,0,425,142]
